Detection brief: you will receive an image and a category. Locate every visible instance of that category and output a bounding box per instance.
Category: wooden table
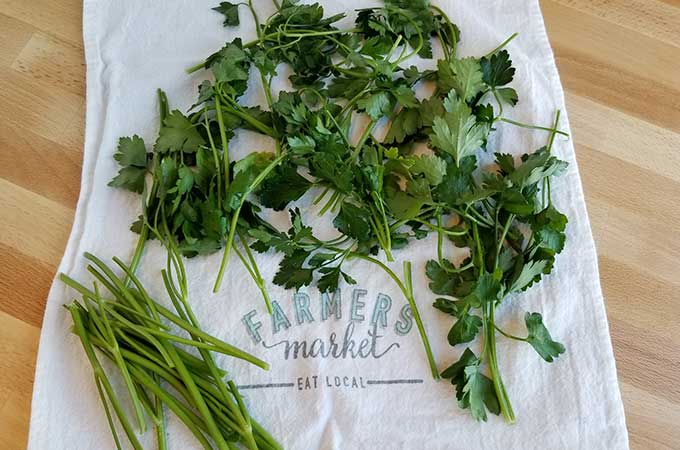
[1,1,678,449]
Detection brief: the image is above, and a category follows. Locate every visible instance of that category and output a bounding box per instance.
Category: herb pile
[62,245,281,450]
[99,0,571,431]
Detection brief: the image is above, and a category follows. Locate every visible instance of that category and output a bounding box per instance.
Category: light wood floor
[0,1,678,449]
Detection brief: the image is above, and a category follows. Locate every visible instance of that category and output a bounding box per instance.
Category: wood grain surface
[0,1,678,449]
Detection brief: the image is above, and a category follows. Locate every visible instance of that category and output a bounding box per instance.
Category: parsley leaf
[441,349,500,421]
[154,110,205,154]
[357,91,393,119]
[258,163,311,210]
[385,178,432,220]
[384,107,421,144]
[462,364,500,421]
[212,2,240,27]
[328,76,370,99]
[509,147,568,188]
[333,201,372,242]
[114,135,147,167]
[429,100,490,166]
[109,166,147,193]
[448,312,483,345]
[225,152,274,211]
[438,57,485,102]
[480,50,515,87]
[461,271,502,308]
[273,249,314,290]
[496,87,518,106]
[409,155,447,186]
[524,312,565,362]
[208,39,251,97]
[509,259,548,293]
[109,135,149,193]
[425,259,475,297]
[531,205,568,254]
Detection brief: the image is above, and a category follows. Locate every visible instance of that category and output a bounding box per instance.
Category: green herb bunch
[107,0,570,422]
[62,244,281,450]
[426,112,568,422]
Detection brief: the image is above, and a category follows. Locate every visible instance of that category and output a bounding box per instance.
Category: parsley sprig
[429,112,568,422]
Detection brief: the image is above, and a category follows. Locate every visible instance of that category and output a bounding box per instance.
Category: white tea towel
[28,1,629,449]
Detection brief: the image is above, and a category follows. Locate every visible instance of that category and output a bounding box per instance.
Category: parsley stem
[492,88,504,119]
[499,117,569,137]
[204,113,223,208]
[312,186,330,205]
[436,211,445,265]
[330,191,344,213]
[92,283,147,433]
[348,254,439,379]
[64,249,277,448]
[484,32,519,58]
[249,0,278,134]
[350,118,377,161]
[318,189,340,217]
[390,12,424,65]
[406,217,468,236]
[235,230,273,314]
[339,87,371,119]
[370,192,393,262]
[334,66,372,79]
[153,372,168,450]
[547,110,561,154]
[95,377,124,450]
[122,91,167,287]
[209,97,276,136]
[435,29,451,60]
[163,246,261,450]
[125,223,149,285]
[134,373,215,449]
[430,5,458,59]
[214,95,230,189]
[186,61,207,74]
[541,110,562,209]
[188,29,353,73]
[463,205,494,228]
[484,302,516,423]
[270,28,359,38]
[68,305,145,450]
[158,88,169,122]
[214,154,286,292]
[495,214,515,269]
[472,222,485,275]
[494,325,527,342]
[248,0,263,41]
[386,34,403,63]
[388,206,439,232]
[367,204,392,262]
[450,209,492,228]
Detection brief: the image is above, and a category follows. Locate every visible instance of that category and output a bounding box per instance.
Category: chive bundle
[61,248,281,450]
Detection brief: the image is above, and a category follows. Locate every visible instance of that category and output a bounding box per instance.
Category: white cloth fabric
[28,1,629,449]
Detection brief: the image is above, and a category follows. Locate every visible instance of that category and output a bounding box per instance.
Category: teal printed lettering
[271,300,292,334]
[371,293,392,328]
[350,288,367,322]
[298,374,366,391]
[395,304,413,336]
[293,292,315,325]
[320,290,341,321]
[241,309,262,343]
[262,323,399,360]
